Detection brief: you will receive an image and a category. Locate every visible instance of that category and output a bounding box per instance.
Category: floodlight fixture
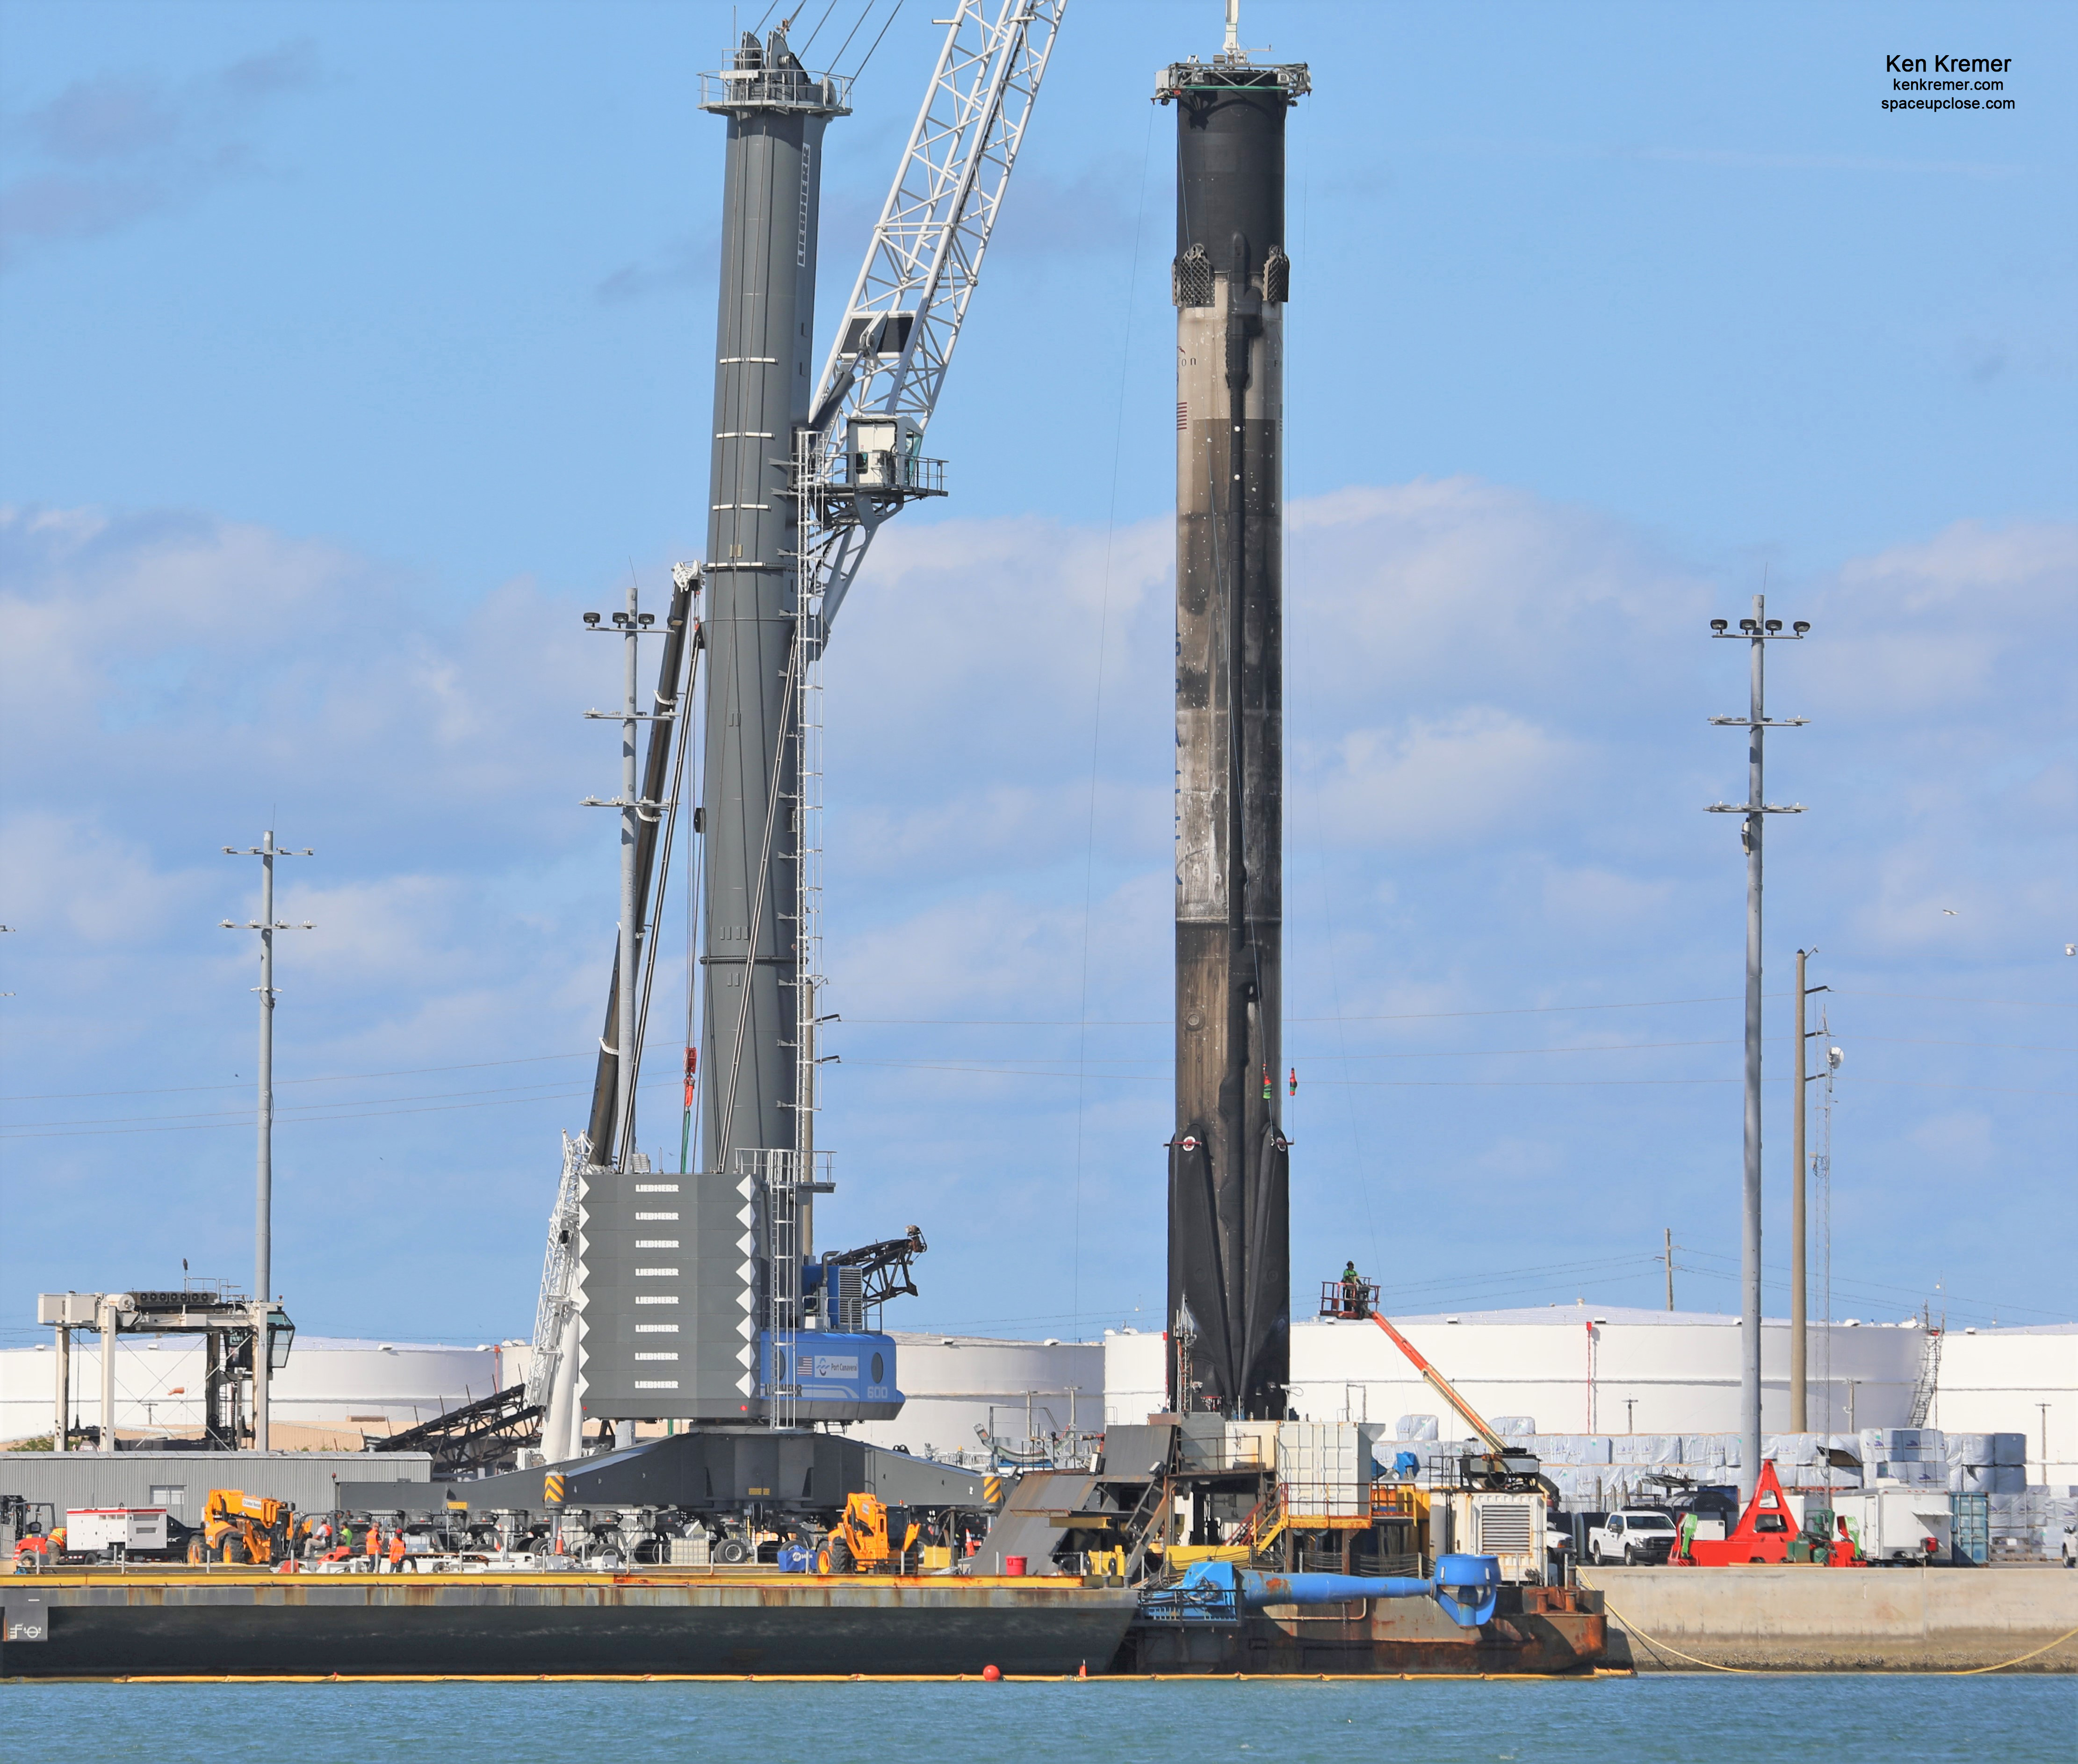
[1792,621,1810,635]
[584,612,601,627]
[1710,619,1729,633]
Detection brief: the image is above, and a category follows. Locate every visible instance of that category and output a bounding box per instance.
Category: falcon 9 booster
[1158,44,1309,1421]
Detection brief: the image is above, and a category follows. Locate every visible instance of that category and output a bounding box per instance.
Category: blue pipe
[1146,1554,1501,1629]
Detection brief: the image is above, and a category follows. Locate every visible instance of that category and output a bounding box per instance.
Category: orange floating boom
[1369,1312,1510,1458]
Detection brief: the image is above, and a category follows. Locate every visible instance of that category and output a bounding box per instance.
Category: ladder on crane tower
[777,0,1064,1369]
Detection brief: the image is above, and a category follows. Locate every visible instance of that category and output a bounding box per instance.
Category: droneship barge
[0,1569,1602,1680]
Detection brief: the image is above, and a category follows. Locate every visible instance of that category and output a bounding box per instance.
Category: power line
[3,1051,592,1103]
[1834,990,2076,1009]
[1674,1244,2071,1320]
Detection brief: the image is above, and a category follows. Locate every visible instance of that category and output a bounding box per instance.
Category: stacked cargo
[1859,1426,1947,1488]
[1987,1486,2078,1561]
[1364,1424,2071,1542]
[1942,1432,2027,1495]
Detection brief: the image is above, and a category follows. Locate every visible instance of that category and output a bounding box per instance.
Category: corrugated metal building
[0,1451,431,1523]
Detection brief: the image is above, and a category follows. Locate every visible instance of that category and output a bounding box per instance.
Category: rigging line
[827,0,878,70]
[846,0,903,80]
[1071,96,1158,1351]
[797,0,844,57]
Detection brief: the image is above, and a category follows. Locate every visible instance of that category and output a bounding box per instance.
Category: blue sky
[2,1,2072,1358]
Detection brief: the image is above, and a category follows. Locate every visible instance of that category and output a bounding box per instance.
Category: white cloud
[3,490,2070,1341]
[1304,708,1581,848]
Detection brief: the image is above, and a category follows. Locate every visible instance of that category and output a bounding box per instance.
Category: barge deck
[2,1569,1606,1679]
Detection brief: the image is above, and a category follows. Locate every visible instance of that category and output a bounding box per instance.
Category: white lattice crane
[801,0,1066,633]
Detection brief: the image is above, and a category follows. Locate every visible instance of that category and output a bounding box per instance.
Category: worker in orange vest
[388,1529,407,1572]
[365,1523,383,1571]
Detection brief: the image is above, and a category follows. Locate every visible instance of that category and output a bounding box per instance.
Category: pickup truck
[1586,1509,1680,1566]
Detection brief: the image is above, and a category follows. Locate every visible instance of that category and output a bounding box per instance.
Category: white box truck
[1830,1489,1952,1564]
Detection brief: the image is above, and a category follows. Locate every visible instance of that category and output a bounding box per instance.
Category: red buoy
[981,1664,1002,1682]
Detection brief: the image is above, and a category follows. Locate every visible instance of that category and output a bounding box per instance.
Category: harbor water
[2,1674,2070,1761]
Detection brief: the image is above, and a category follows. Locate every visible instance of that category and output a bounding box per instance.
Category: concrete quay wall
[1580,1565,2078,1672]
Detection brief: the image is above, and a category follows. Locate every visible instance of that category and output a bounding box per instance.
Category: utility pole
[222,832,314,1452]
[1791,949,1831,1431]
[581,582,666,1454]
[1707,595,1808,1496]
[581,586,667,1178]
[617,580,639,1177]
[1664,1228,1675,1312]
[1792,947,1806,1430]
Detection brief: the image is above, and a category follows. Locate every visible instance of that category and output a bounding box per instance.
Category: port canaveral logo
[805,1354,859,1380]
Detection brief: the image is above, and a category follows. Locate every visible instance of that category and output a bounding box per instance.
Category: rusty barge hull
[0,1572,1138,1679]
[1126,1584,1606,1675]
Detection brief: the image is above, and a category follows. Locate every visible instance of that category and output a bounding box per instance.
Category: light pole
[221,833,314,1452]
[1707,595,1808,1496]
[581,587,672,1176]
[581,584,675,1454]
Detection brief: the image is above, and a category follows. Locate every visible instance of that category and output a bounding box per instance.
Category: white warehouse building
[6,1308,2066,1489]
[0,1337,529,1449]
[1103,1307,2077,1487]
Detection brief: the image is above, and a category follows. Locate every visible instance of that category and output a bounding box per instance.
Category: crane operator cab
[847,415,928,492]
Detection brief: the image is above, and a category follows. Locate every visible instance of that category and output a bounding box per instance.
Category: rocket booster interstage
[1158,51,1308,1422]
